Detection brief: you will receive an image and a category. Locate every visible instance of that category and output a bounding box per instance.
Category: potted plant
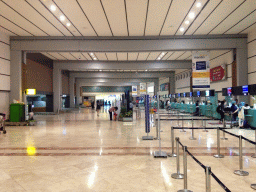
[123,110,133,122]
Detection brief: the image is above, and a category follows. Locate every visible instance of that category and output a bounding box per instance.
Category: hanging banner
[192,51,210,89]
[210,64,226,82]
[140,83,146,95]
[132,86,137,97]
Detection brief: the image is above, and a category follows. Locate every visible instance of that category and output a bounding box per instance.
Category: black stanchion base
[189,137,197,140]
[213,154,224,158]
[142,136,154,140]
[167,153,177,157]
[154,151,167,158]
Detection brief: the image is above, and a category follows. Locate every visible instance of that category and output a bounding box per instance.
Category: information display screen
[222,88,227,96]
[190,92,193,97]
[184,92,186,97]
[242,85,248,95]
[206,90,209,97]
[249,84,256,95]
[178,93,181,97]
[197,91,201,97]
[169,94,172,98]
[227,87,232,95]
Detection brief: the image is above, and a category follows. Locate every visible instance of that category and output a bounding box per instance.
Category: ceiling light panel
[176,0,208,35]
[0,16,31,36]
[71,52,87,60]
[126,0,148,36]
[41,52,57,60]
[176,51,191,60]
[0,1,48,36]
[117,53,128,61]
[147,52,161,60]
[145,0,172,35]
[46,52,65,60]
[161,52,174,60]
[56,52,76,60]
[1,0,65,36]
[167,52,184,60]
[101,0,128,36]
[76,0,112,36]
[81,53,92,60]
[26,0,72,36]
[128,52,138,60]
[193,0,244,35]
[185,0,222,35]
[94,53,108,60]
[106,53,117,61]
[209,1,256,34]
[160,0,195,35]
[137,52,150,60]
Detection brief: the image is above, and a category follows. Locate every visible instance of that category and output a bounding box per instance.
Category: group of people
[217,99,250,128]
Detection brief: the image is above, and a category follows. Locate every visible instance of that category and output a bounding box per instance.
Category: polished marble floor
[1,107,256,191]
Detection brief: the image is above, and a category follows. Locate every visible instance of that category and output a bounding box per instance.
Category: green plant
[120,107,127,115]
[119,113,124,118]
[124,110,133,117]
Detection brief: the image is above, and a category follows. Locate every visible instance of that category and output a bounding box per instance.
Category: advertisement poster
[210,65,226,82]
[160,83,169,92]
[140,83,146,95]
[192,51,210,89]
[132,86,137,97]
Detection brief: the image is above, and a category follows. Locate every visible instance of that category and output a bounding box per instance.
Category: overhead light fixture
[50,5,56,11]
[145,69,148,71]
[90,53,94,56]
[93,58,97,60]
[196,2,201,7]
[67,23,71,27]
[60,15,65,21]
[185,20,190,25]
[189,12,195,19]
[180,27,185,32]
[99,69,102,71]
[157,57,161,60]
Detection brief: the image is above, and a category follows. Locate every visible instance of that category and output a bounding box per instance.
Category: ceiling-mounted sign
[140,83,146,95]
[210,65,226,82]
[25,89,36,95]
[192,51,210,89]
[132,86,137,97]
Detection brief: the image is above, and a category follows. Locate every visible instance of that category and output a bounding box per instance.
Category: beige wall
[62,73,69,95]
[248,27,256,84]
[23,59,53,93]
[0,30,10,116]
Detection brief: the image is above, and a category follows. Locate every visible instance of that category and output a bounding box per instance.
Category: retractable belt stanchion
[154,93,167,158]
[142,95,153,140]
[234,135,249,176]
[168,127,176,157]
[221,119,228,140]
[202,110,208,132]
[251,130,256,158]
[189,117,196,140]
[171,137,184,179]
[154,115,159,140]
[214,127,224,158]
[180,115,186,132]
[205,166,211,192]
[177,146,193,192]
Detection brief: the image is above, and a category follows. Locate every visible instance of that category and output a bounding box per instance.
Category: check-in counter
[188,104,196,113]
[245,109,256,128]
[199,105,206,116]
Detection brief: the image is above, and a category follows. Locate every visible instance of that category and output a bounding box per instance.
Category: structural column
[76,81,82,106]
[69,76,75,108]
[169,72,175,94]
[10,50,22,103]
[53,67,62,113]
[236,47,249,104]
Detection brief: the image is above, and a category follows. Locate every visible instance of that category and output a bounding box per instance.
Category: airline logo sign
[140,83,146,95]
[192,51,210,89]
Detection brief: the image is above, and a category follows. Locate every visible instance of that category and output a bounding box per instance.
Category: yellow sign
[192,72,210,78]
[25,89,36,95]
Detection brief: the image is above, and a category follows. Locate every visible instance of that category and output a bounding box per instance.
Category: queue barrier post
[177,146,193,192]
[171,137,184,179]
[221,119,228,140]
[189,118,196,140]
[180,115,186,132]
[168,126,177,157]
[214,127,224,158]
[206,166,211,192]
[234,135,249,176]
[251,130,256,158]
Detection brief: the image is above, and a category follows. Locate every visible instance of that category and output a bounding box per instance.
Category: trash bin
[10,103,25,122]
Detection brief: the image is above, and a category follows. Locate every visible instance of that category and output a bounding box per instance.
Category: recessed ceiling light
[90,53,94,56]
[60,15,65,21]
[50,5,56,11]
[99,70,102,71]
[196,2,201,7]
[93,58,97,60]
[189,12,195,19]
[185,20,190,25]
[145,69,148,71]
[180,27,185,32]
[67,23,71,27]
[157,58,160,60]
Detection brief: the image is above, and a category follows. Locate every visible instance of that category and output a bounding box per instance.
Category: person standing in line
[96,101,101,116]
[109,106,118,121]
[217,101,225,123]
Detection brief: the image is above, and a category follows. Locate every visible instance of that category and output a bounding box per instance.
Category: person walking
[96,102,101,116]
[109,106,118,121]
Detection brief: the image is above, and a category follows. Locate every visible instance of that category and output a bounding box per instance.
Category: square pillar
[69,76,75,108]
[53,67,62,113]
